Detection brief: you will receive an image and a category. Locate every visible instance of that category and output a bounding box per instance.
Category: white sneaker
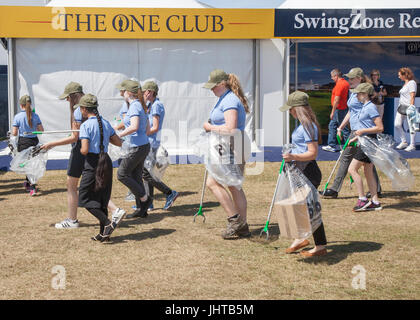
[396,142,408,149]
[322,145,339,152]
[404,145,416,152]
[55,218,79,229]
[111,208,127,226]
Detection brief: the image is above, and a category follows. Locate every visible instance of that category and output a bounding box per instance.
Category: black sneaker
[101,222,117,242]
[126,209,146,219]
[353,199,371,212]
[364,202,383,211]
[366,191,382,198]
[319,189,338,199]
[138,196,153,218]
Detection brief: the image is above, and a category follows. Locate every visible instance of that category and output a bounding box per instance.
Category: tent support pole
[7,38,16,132]
[253,39,261,146]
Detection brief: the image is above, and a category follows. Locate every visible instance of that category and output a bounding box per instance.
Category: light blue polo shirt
[210,90,246,131]
[147,98,165,149]
[12,110,42,138]
[291,122,319,155]
[357,101,380,130]
[347,92,364,130]
[73,107,84,123]
[123,99,149,147]
[79,116,115,154]
[119,101,128,120]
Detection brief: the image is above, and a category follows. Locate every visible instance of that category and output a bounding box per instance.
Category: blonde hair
[293,105,322,144]
[22,101,32,128]
[221,74,250,113]
[399,67,415,81]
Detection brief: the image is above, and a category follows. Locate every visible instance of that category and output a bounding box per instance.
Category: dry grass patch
[0,159,419,300]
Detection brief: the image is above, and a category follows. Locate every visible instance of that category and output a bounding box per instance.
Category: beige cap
[279,91,309,112]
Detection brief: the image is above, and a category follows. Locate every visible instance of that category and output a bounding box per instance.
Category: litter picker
[24,130,79,135]
[193,169,208,223]
[259,159,285,240]
[337,134,354,186]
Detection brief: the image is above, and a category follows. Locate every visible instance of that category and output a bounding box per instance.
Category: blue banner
[275,9,420,38]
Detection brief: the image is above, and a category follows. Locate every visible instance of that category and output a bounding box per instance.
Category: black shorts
[17,136,39,152]
[353,134,376,164]
[67,140,85,178]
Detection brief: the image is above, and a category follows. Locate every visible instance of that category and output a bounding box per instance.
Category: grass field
[0,160,419,300]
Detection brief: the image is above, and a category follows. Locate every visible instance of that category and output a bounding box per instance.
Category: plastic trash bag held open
[274,158,322,240]
[144,145,170,182]
[9,144,48,184]
[192,130,250,190]
[358,134,415,191]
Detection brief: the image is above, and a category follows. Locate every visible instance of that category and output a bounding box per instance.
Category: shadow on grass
[107,228,176,244]
[38,188,68,196]
[299,241,384,265]
[0,182,26,190]
[151,191,197,201]
[248,223,280,244]
[381,191,420,198]
[120,201,220,227]
[383,201,420,213]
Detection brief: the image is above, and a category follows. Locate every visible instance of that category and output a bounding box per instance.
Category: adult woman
[347,83,384,212]
[370,69,387,119]
[78,94,123,241]
[202,69,250,239]
[41,82,125,229]
[117,80,152,219]
[280,91,327,257]
[11,95,44,196]
[395,67,417,152]
[142,81,178,211]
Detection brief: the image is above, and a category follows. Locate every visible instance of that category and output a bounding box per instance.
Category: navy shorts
[67,140,85,178]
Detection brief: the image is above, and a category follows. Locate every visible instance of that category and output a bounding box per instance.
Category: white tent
[3,0,287,159]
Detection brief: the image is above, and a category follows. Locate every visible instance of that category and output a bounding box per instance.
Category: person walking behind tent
[41,82,125,229]
[142,81,179,211]
[117,80,153,219]
[11,94,44,196]
[202,69,250,239]
[347,83,384,211]
[280,91,327,257]
[321,67,381,199]
[395,67,418,152]
[370,69,387,119]
[322,69,350,152]
[77,94,123,241]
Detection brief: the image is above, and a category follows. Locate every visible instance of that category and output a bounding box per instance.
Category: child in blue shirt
[11,95,44,196]
[77,94,123,242]
[347,83,384,212]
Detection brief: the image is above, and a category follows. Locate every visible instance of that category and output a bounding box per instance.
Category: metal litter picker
[193,169,208,223]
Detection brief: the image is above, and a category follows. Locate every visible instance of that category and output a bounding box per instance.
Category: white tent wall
[13,38,256,156]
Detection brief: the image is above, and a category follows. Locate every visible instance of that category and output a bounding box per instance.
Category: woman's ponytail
[137,88,148,114]
[25,103,33,128]
[227,74,250,113]
[92,108,112,192]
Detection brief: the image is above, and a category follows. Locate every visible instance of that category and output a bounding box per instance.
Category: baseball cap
[353,83,374,95]
[344,67,364,79]
[203,69,229,89]
[19,95,31,105]
[120,80,141,93]
[116,79,130,91]
[279,91,309,112]
[59,82,83,100]
[75,93,98,108]
[142,81,159,93]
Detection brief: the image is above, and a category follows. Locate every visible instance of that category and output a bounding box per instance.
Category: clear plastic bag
[108,140,130,162]
[274,162,322,240]
[358,134,415,191]
[407,105,420,133]
[144,146,170,182]
[193,131,245,189]
[9,145,48,184]
[7,133,18,157]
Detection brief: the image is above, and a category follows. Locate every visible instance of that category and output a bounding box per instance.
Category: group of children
[9,66,406,254]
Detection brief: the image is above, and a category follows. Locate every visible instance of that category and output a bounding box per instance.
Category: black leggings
[17,136,39,186]
[87,208,110,234]
[300,161,327,246]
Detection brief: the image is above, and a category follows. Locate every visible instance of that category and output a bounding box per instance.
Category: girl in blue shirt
[11,94,44,195]
[280,91,327,257]
[202,69,250,240]
[141,81,178,211]
[347,83,384,212]
[117,80,152,219]
[78,94,123,242]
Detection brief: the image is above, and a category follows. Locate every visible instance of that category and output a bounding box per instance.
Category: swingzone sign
[275,9,420,38]
[1,7,420,39]
[0,6,274,39]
